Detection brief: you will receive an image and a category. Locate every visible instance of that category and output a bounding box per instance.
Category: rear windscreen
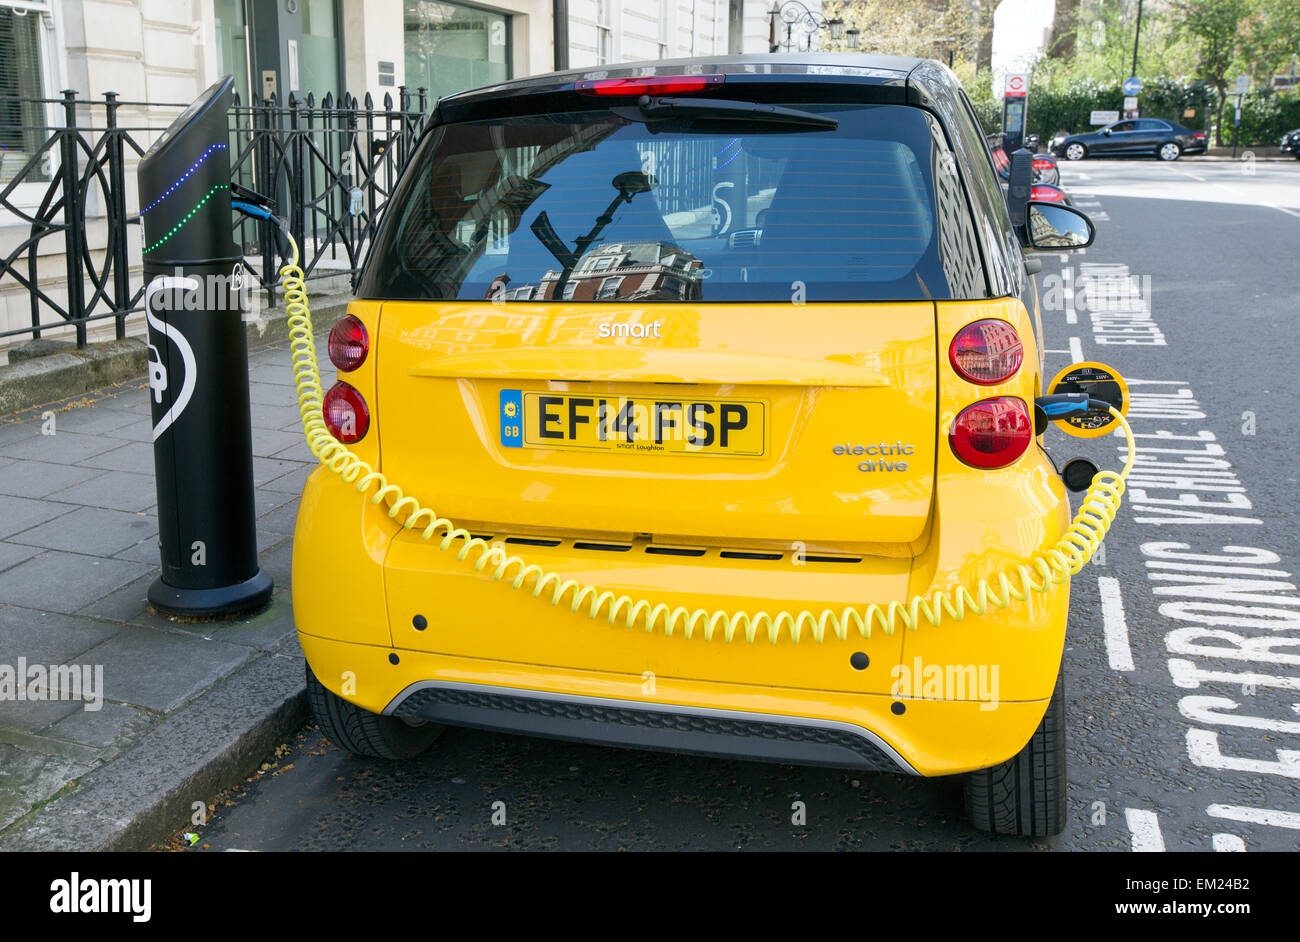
[359,102,976,303]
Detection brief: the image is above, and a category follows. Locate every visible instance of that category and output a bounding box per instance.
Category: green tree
[1240,0,1300,84]
[1170,0,1252,143]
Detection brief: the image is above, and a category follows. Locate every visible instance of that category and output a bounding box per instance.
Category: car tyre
[1064,143,1086,161]
[306,661,443,759]
[964,672,1066,837]
[1158,142,1181,161]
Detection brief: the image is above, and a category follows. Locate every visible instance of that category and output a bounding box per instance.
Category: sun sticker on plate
[499,389,523,447]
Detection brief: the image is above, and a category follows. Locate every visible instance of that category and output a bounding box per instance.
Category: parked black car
[1051,118,1207,162]
[1281,128,1300,158]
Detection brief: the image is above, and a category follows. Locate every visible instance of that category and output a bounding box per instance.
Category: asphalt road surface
[180,157,1300,852]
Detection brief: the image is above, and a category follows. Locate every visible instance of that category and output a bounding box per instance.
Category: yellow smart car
[293,54,1108,837]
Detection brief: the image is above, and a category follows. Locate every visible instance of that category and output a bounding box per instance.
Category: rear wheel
[964,673,1066,837]
[1065,143,1086,161]
[1158,142,1182,161]
[306,662,443,759]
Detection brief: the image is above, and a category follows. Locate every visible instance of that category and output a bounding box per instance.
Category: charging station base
[147,569,274,618]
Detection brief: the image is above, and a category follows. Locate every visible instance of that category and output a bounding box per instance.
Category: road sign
[1235,74,1250,95]
[1122,76,1143,96]
[1123,96,1138,111]
[1004,73,1028,98]
[1090,110,1119,125]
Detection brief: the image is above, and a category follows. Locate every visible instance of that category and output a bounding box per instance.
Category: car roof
[438,53,930,108]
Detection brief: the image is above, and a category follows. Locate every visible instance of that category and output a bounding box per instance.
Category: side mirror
[1024,201,1095,251]
[1102,127,1112,135]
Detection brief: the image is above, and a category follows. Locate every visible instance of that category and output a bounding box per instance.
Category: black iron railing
[0,88,428,350]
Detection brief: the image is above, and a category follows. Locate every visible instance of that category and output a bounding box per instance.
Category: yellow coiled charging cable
[280,236,1135,644]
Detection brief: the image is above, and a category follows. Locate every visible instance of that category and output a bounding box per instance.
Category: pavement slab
[45,469,158,513]
[9,506,157,556]
[0,460,101,499]
[0,552,154,614]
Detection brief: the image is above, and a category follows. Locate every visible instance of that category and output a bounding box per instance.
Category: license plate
[499,390,766,458]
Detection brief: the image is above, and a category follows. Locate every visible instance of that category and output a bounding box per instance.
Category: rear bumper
[296,630,1057,776]
[292,440,1071,777]
[387,678,914,772]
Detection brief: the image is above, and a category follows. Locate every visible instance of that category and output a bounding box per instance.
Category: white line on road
[1207,804,1300,830]
[1043,348,1072,355]
[1069,336,1085,363]
[1099,576,1135,671]
[1176,165,1300,219]
[1125,809,1167,851]
[1212,833,1247,851]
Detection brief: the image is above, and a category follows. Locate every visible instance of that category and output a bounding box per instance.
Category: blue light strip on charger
[139,143,228,216]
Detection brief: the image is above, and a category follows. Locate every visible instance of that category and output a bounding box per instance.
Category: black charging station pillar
[137,75,272,617]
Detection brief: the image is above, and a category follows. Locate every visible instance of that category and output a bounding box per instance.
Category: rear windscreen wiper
[612,96,838,131]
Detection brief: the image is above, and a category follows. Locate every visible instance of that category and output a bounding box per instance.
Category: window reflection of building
[400,309,546,354]
[524,241,705,301]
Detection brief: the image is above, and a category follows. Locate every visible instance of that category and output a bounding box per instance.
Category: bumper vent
[389,684,909,773]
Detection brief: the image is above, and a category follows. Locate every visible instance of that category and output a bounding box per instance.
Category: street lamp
[768,1,852,53]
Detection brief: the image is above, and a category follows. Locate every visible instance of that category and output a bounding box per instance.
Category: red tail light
[575,75,724,96]
[1032,157,1055,171]
[949,319,1024,385]
[950,398,1033,469]
[1031,184,1067,203]
[328,315,369,372]
[1193,131,1206,140]
[324,381,369,443]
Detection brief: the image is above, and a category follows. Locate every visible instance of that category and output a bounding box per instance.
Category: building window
[213,0,251,105]
[0,2,51,185]
[299,0,340,98]
[406,1,510,104]
[596,0,614,64]
[596,276,623,299]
